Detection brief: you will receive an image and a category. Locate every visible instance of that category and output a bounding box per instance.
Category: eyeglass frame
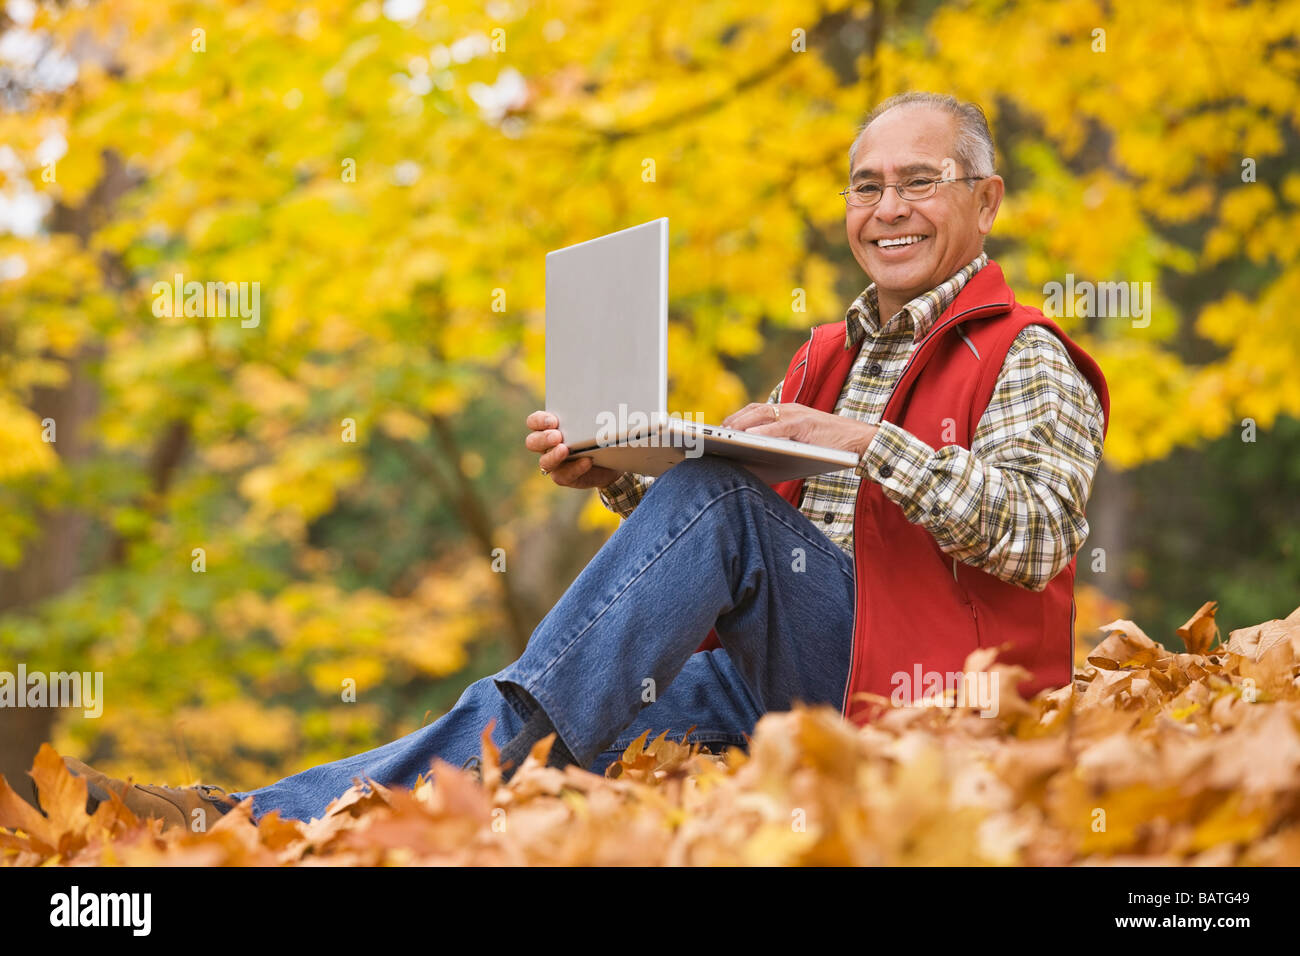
[839,175,988,207]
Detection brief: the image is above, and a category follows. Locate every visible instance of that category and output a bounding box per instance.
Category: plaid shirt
[598,253,1107,591]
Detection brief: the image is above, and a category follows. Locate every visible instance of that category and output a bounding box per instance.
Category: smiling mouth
[872,234,929,248]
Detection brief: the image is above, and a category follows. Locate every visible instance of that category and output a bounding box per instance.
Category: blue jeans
[235,456,856,822]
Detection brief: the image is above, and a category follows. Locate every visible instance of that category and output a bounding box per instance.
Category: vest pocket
[951,556,985,647]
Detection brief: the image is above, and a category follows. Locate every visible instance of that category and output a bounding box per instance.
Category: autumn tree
[0,0,1296,789]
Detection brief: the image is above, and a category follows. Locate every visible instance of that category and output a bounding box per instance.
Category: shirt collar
[844,252,988,349]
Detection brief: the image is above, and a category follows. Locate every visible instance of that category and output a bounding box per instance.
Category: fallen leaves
[1177,600,1220,656]
[4,600,1300,866]
[0,745,143,861]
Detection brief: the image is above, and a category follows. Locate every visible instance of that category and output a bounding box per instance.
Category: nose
[873,186,911,224]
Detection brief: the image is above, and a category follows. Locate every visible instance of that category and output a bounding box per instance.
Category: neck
[875,250,984,323]
[876,291,909,322]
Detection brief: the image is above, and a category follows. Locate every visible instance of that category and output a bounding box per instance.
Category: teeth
[876,235,926,247]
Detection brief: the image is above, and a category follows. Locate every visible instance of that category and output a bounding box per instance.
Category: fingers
[722,403,772,430]
[525,410,557,431]
[722,403,759,429]
[523,410,615,489]
[553,458,621,489]
[538,438,571,473]
[524,427,563,453]
[548,455,593,486]
[525,411,564,462]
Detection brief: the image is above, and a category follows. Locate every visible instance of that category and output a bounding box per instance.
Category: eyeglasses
[840,176,986,207]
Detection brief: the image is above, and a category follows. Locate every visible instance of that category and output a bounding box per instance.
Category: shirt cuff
[597,472,650,518]
[856,421,948,526]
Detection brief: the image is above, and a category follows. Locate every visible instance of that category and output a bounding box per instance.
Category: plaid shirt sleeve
[597,379,786,518]
[858,325,1106,591]
[596,469,653,517]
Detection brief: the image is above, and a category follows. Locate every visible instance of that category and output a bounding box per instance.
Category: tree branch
[394,419,535,657]
[551,13,843,144]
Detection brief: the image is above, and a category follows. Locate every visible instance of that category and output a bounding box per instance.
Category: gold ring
[540,466,550,476]
[772,404,781,423]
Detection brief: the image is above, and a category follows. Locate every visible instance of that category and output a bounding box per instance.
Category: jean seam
[757,503,857,588]
[494,678,534,726]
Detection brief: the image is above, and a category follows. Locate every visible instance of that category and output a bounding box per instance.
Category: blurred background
[0,0,1297,792]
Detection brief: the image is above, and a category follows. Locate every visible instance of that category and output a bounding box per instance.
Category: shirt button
[878,464,893,479]
[867,362,883,376]
[930,504,941,516]
[823,512,834,523]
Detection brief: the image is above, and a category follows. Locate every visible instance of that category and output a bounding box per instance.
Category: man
[43,92,1108,829]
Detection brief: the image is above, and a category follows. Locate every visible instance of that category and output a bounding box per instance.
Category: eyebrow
[851,163,943,183]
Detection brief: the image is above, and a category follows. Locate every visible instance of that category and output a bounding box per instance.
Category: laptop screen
[545,218,668,447]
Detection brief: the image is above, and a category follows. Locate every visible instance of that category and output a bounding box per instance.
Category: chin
[870,257,934,285]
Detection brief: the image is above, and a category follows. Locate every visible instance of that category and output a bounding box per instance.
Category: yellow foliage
[0,399,58,481]
[1,0,1298,791]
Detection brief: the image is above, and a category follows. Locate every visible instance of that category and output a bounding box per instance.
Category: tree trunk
[1081,461,1130,605]
[0,353,98,801]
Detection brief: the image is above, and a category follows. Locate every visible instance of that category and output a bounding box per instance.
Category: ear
[976,175,1004,235]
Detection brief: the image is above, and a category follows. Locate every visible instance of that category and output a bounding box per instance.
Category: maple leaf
[0,768,58,857]
[0,744,140,860]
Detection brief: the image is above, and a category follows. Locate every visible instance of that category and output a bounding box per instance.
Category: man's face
[846,106,1002,305]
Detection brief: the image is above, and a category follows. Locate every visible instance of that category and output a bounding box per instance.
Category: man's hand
[722,403,878,457]
[525,410,623,489]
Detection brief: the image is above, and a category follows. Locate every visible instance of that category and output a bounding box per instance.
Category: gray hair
[848,92,996,180]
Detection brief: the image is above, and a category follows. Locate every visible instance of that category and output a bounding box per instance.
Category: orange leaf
[28,744,92,834]
[1176,601,1220,655]
[0,772,56,854]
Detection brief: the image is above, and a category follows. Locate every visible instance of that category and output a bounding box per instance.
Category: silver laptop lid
[545,218,668,448]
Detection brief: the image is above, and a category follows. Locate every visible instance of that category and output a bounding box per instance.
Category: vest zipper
[840,480,864,718]
[885,302,1010,418]
[956,324,981,360]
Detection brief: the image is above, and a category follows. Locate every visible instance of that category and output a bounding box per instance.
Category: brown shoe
[61,756,238,832]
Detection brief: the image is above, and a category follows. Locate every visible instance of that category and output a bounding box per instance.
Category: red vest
[696,261,1110,725]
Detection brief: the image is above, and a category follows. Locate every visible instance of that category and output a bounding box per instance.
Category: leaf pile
[4,601,1300,865]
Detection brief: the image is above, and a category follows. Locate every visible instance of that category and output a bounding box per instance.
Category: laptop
[545,217,860,484]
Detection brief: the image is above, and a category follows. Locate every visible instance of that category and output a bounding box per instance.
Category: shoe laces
[190,783,235,806]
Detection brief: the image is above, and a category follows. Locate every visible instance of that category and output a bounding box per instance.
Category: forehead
[851,106,957,179]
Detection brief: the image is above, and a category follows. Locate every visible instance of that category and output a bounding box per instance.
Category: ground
[2,602,1298,866]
